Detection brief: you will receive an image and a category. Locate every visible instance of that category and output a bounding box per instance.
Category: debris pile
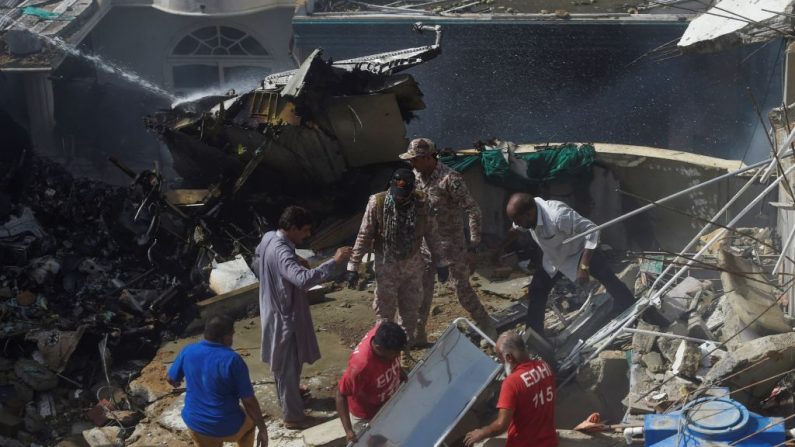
[0,153,248,446]
[614,232,795,431]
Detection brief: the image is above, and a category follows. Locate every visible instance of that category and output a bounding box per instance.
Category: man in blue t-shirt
[167,314,269,447]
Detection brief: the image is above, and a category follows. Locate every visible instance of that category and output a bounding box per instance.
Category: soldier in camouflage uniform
[345,168,449,347]
[400,138,498,344]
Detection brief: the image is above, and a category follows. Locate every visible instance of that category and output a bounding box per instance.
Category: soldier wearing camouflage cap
[400,138,498,345]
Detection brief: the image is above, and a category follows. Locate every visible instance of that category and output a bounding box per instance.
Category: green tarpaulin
[441,143,596,190]
[22,7,74,20]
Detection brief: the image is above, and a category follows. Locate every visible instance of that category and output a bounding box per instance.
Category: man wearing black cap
[345,169,449,350]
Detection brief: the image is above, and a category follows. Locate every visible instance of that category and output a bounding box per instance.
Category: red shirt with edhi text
[497,359,558,447]
[338,325,402,419]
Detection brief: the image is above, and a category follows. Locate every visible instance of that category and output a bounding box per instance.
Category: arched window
[168,26,271,95]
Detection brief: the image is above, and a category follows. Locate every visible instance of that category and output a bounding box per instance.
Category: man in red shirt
[464,331,558,447]
[336,322,407,443]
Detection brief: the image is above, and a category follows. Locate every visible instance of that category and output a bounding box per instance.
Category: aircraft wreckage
[144,22,442,232]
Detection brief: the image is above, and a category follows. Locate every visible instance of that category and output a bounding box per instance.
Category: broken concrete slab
[703,332,795,406]
[658,276,703,323]
[686,313,714,341]
[640,351,665,374]
[575,350,629,424]
[719,248,790,336]
[719,307,761,352]
[625,362,658,415]
[302,418,346,447]
[671,340,700,378]
[631,321,660,354]
[656,321,687,363]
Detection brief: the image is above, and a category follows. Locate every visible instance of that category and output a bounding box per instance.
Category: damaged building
[2,0,795,446]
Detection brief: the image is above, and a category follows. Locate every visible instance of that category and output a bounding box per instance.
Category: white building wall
[88,5,296,92]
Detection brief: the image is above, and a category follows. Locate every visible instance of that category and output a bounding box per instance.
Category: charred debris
[0,23,443,445]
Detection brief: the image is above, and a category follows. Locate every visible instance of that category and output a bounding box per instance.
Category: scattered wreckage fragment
[144,24,442,238]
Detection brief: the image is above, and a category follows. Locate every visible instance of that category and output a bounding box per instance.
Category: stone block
[631,321,659,354]
[302,418,347,447]
[686,313,714,341]
[574,350,629,424]
[671,341,699,378]
[640,351,665,374]
[659,276,703,322]
[704,332,795,406]
[656,321,687,363]
[625,361,658,415]
[719,249,790,335]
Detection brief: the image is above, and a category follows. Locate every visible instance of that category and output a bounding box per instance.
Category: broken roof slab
[678,0,794,53]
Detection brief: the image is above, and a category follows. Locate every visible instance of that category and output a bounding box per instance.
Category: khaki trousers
[188,413,255,447]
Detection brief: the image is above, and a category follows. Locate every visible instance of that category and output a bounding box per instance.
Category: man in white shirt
[506,193,662,336]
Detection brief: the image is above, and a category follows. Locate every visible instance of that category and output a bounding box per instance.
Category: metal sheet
[327,94,408,168]
[678,0,793,51]
[352,324,500,447]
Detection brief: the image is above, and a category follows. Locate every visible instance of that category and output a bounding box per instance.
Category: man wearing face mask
[345,168,449,351]
[463,331,558,447]
[401,138,497,345]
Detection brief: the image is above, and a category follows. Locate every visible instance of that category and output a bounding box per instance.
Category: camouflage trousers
[373,251,424,345]
[418,251,488,332]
